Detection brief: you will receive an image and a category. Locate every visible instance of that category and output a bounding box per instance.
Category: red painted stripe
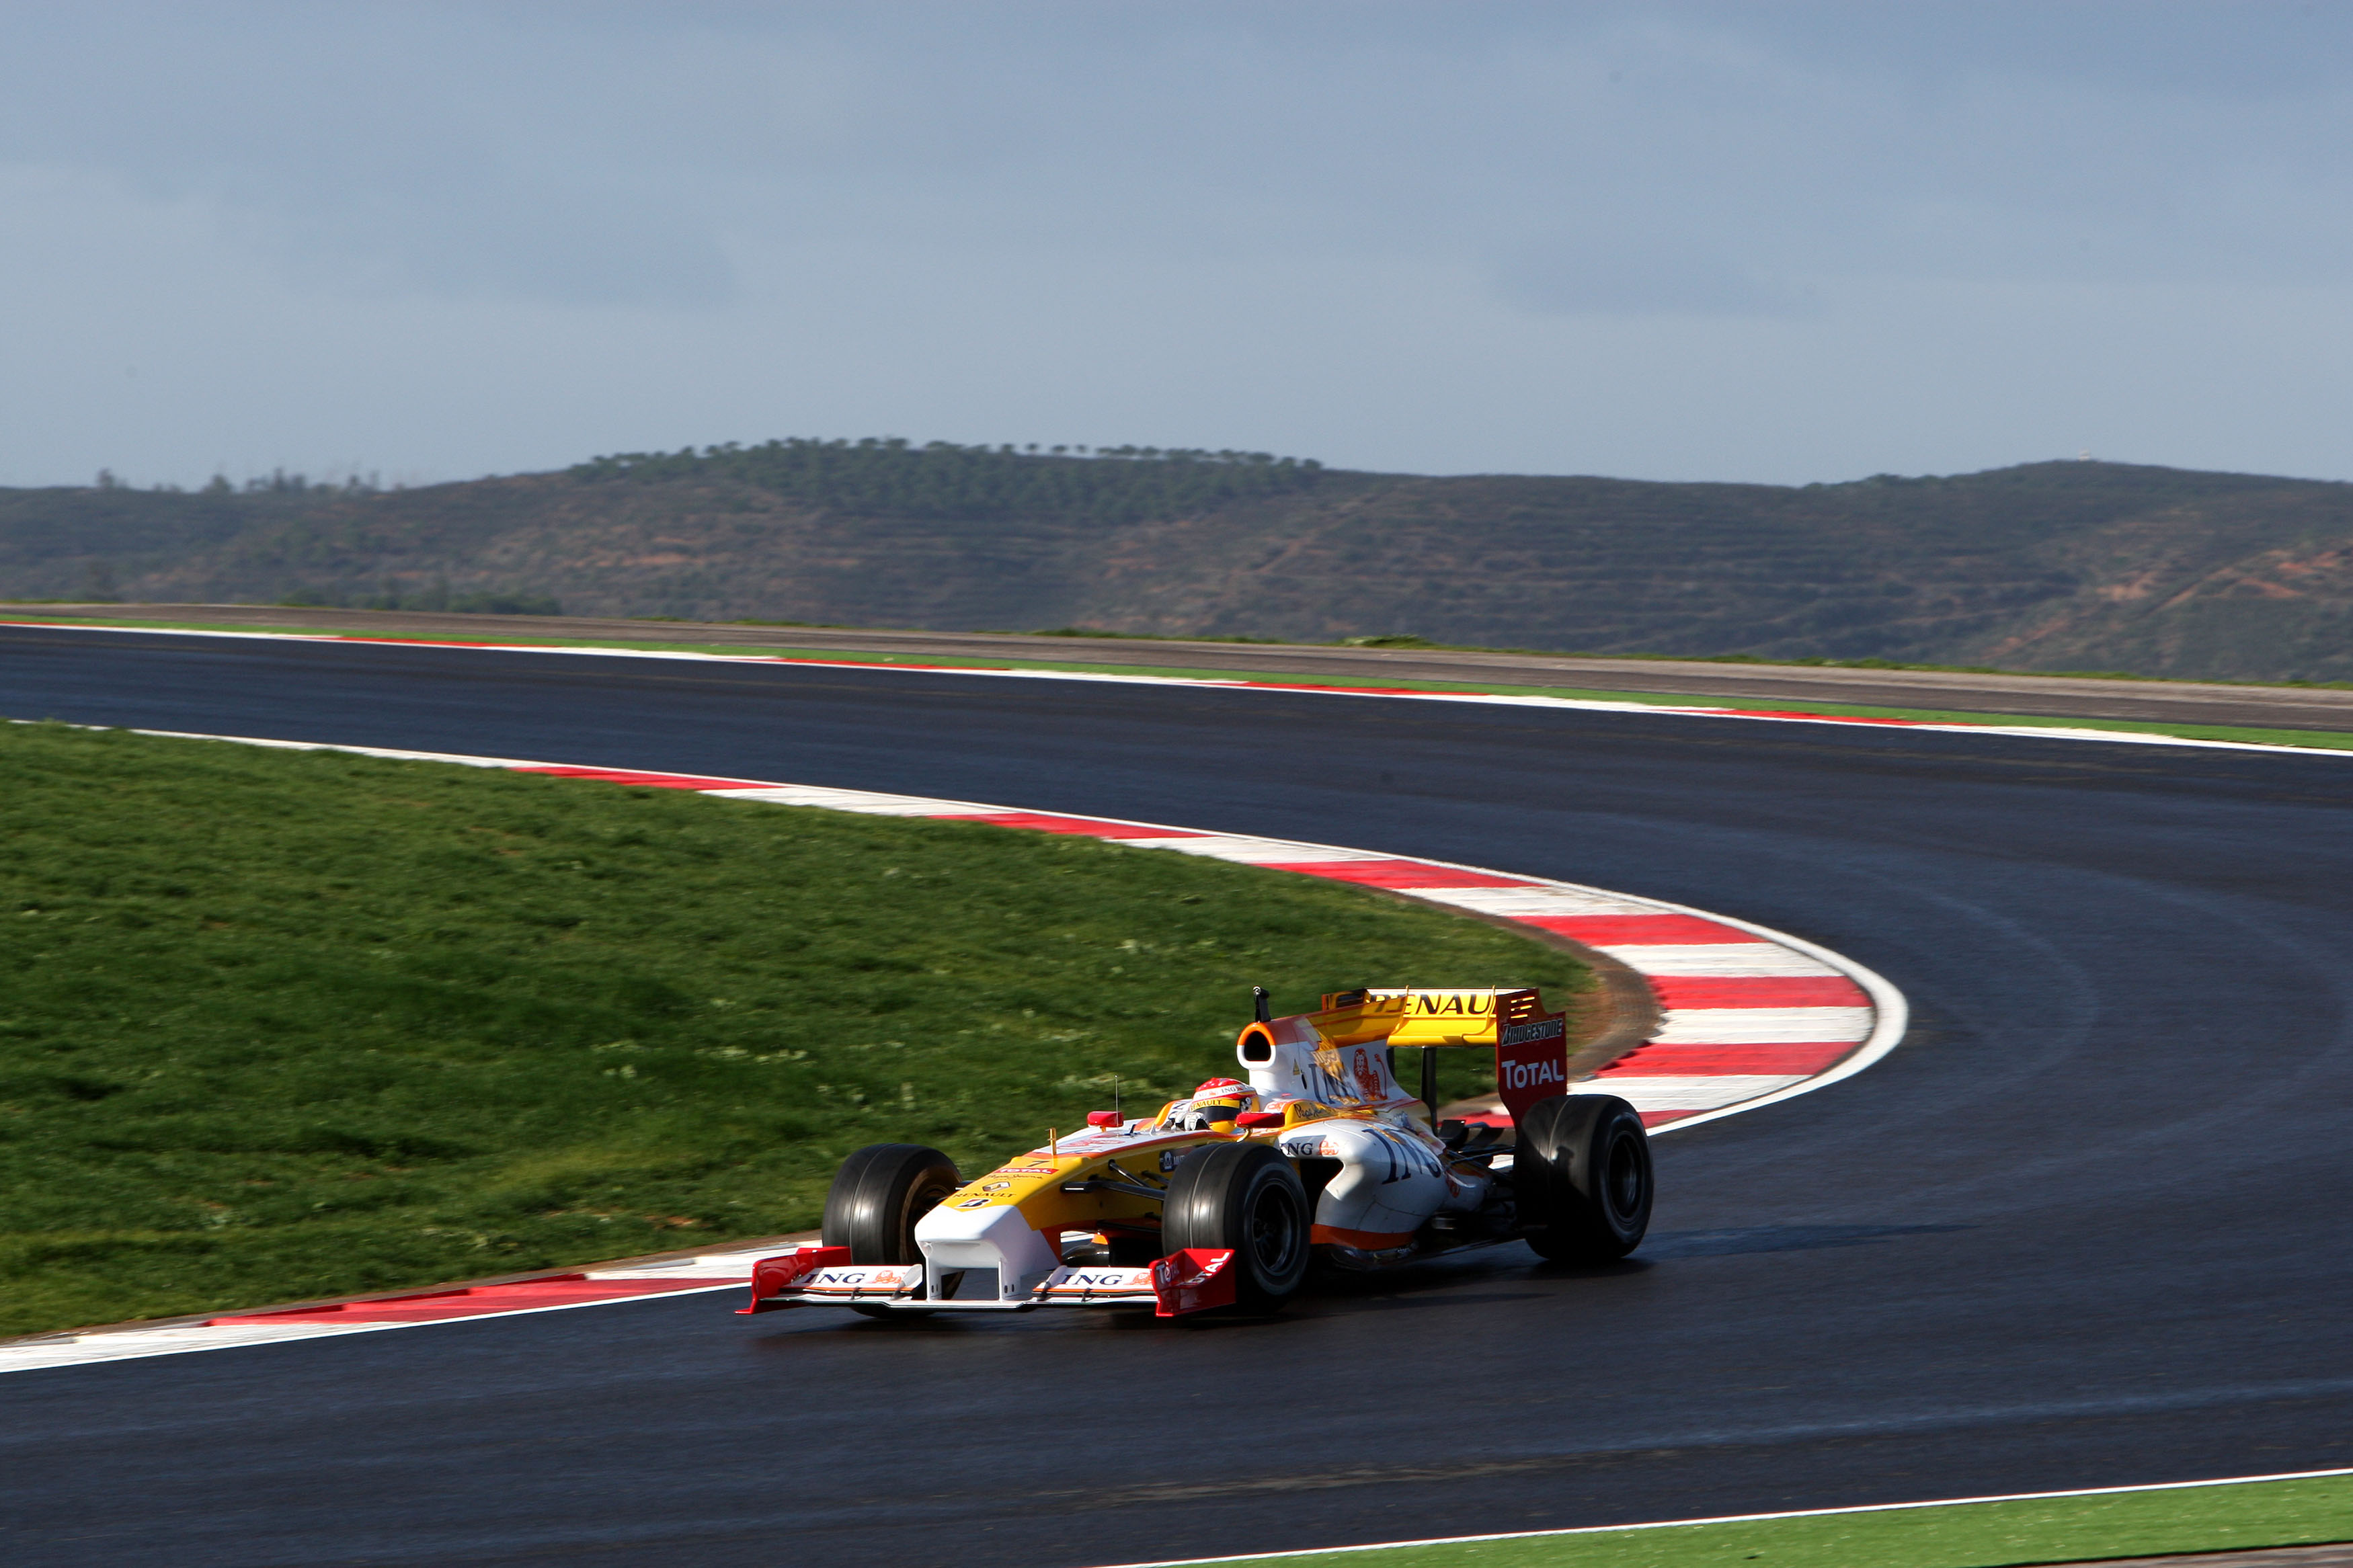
[1596,1042,1858,1076]
[1263,860,1538,889]
[1522,913,1757,944]
[207,1278,712,1325]
[1236,683,1443,698]
[930,812,1203,839]
[512,765,765,790]
[1651,976,1868,1009]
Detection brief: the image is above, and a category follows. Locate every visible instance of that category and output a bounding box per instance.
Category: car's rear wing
[1244,987,1570,1125]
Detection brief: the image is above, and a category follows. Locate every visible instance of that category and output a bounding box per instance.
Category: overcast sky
[5,1,2352,488]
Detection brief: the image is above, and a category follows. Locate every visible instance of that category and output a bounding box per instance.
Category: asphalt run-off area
[2,623,2349,1568]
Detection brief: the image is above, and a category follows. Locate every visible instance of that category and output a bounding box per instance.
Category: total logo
[1501,1057,1566,1091]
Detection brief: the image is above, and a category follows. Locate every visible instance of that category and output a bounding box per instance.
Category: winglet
[737,1245,853,1313]
[1150,1247,1237,1317]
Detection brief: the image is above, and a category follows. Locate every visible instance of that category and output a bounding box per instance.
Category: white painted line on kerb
[10,617,2352,759]
[1596,943,1839,977]
[0,1282,756,1374]
[1650,1007,1872,1044]
[1086,1465,2353,1568]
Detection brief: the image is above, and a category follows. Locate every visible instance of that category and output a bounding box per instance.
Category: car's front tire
[1515,1094,1652,1263]
[1161,1142,1311,1313]
[822,1143,961,1317]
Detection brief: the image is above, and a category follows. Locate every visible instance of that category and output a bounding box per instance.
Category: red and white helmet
[1164,1077,1260,1130]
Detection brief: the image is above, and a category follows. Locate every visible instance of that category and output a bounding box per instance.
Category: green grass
[13,614,2353,755]
[0,723,1583,1337]
[1144,1471,2353,1568]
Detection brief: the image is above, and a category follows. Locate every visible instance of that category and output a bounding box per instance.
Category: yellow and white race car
[740,986,1651,1319]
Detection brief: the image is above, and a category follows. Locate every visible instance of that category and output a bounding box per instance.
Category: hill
[4,440,2350,683]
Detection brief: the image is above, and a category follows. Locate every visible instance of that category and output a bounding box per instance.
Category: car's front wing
[737,1245,1238,1318]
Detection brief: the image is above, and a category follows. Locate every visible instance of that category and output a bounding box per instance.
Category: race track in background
[1,624,2349,1568]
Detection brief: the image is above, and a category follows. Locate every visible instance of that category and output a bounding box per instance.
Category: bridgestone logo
[1499,1018,1564,1048]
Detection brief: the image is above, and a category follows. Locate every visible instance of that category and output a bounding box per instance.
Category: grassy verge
[12,614,2353,755]
[1135,1471,2353,1568]
[0,723,1581,1337]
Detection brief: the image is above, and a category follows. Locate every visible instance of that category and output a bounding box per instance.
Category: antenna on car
[1252,985,1271,1023]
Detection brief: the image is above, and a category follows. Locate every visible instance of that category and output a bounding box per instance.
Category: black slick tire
[1161,1142,1311,1313]
[822,1143,961,1317]
[1515,1094,1652,1263]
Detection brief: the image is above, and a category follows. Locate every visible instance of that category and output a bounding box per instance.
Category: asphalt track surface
[28,603,2353,731]
[3,624,2350,1568]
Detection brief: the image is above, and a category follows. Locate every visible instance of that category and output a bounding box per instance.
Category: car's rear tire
[1515,1094,1652,1263]
[822,1143,961,1317]
[1161,1142,1311,1313]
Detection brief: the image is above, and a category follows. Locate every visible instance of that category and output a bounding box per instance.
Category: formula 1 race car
[741,986,1652,1319]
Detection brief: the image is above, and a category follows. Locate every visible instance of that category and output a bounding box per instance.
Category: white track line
[1086,1465,2353,1568]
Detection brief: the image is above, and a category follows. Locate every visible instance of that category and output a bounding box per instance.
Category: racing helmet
[1164,1077,1261,1130]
